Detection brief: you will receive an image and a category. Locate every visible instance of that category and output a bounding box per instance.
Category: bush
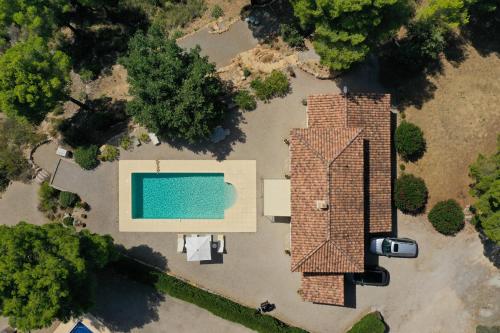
[110,256,308,333]
[99,145,120,162]
[38,182,59,212]
[74,145,100,170]
[235,90,257,111]
[243,67,251,78]
[280,23,305,48]
[428,199,465,235]
[477,326,500,333]
[395,121,426,162]
[62,216,74,227]
[347,312,386,333]
[211,5,224,19]
[120,136,132,150]
[251,70,290,102]
[139,132,151,143]
[59,191,79,208]
[79,69,95,83]
[153,0,206,30]
[395,174,428,214]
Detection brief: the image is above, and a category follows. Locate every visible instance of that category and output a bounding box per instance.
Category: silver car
[370,237,418,258]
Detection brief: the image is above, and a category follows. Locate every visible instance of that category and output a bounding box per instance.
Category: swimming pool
[131,173,236,219]
[70,322,93,333]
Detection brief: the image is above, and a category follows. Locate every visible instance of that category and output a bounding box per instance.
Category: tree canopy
[0,222,117,332]
[469,135,500,244]
[0,36,70,123]
[120,25,226,143]
[290,0,411,71]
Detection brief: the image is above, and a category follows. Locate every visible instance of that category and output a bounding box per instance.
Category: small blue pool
[131,173,236,219]
[70,322,93,333]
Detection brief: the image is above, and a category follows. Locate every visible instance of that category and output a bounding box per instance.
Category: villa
[290,92,392,306]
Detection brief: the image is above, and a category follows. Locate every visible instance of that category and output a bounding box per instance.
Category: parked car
[370,237,418,258]
[352,266,390,286]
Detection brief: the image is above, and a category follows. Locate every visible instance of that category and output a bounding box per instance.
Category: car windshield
[393,244,399,252]
[382,239,391,254]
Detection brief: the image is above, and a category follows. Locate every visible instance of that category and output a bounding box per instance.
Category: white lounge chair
[177,234,185,253]
[148,133,160,145]
[217,234,225,254]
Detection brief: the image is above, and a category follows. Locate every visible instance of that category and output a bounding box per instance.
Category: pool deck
[119,160,257,233]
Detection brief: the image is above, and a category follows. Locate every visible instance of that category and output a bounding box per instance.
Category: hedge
[74,145,100,170]
[347,312,386,333]
[109,256,308,333]
[428,199,465,235]
[394,174,428,214]
[395,121,426,162]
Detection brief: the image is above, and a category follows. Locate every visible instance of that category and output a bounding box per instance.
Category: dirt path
[404,46,500,207]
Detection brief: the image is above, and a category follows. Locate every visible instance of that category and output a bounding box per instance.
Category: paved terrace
[22,69,499,332]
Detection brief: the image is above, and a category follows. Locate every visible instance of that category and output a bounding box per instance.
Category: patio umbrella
[186,235,212,261]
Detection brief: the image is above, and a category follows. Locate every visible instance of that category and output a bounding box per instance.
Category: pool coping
[119,160,257,233]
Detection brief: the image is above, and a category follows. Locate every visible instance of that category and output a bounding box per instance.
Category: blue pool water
[131,173,236,219]
[70,322,93,333]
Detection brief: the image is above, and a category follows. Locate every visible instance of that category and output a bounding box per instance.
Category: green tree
[469,136,500,244]
[418,0,477,29]
[428,199,465,235]
[0,36,70,123]
[0,222,117,332]
[394,174,429,214]
[290,0,411,71]
[395,121,426,162]
[120,25,226,143]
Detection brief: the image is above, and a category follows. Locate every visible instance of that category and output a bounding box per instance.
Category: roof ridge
[291,239,329,271]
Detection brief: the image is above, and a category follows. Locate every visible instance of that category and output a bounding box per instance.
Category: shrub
[477,326,500,333]
[62,216,74,227]
[251,70,290,102]
[428,199,465,235]
[99,145,120,162]
[139,132,151,143]
[395,121,426,162]
[347,312,386,333]
[211,5,224,19]
[74,145,100,170]
[395,174,428,214]
[59,191,79,208]
[243,68,251,78]
[110,256,308,333]
[280,23,305,48]
[79,69,95,83]
[153,0,206,30]
[235,90,257,111]
[38,182,59,212]
[120,136,132,150]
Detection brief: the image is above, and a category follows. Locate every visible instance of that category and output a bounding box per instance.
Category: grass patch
[347,312,386,333]
[109,256,308,333]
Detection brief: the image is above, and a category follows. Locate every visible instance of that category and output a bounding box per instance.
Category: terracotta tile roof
[307,93,392,233]
[290,93,392,306]
[290,128,365,273]
[299,273,344,305]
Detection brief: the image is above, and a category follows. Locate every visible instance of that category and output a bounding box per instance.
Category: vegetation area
[99,145,120,162]
[120,25,227,144]
[235,90,257,111]
[395,174,429,214]
[110,255,308,333]
[74,145,100,170]
[428,199,465,235]
[395,121,426,162]
[469,135,500,244]
[0,118,45,192]
[347,312,386,333]
[0,222,117,332]
[250,70,290,102]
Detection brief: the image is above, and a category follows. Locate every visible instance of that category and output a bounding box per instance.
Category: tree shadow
[463,5,500,57]
[59,97,129,147]
[90,270,165,332]
[240,0,298,42]
[61,3,149,79]
[117,244,169,272]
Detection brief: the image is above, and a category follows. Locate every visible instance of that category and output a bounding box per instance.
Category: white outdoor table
[185,235,212,261]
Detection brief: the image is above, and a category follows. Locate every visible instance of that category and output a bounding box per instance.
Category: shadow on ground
[161,106,247,161]
[91,270,165,332]
[117,244,169,272]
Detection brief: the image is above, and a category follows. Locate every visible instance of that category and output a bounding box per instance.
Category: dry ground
[404,46,500,208]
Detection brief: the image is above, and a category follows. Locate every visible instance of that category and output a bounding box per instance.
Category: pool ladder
[155,160,160,173]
